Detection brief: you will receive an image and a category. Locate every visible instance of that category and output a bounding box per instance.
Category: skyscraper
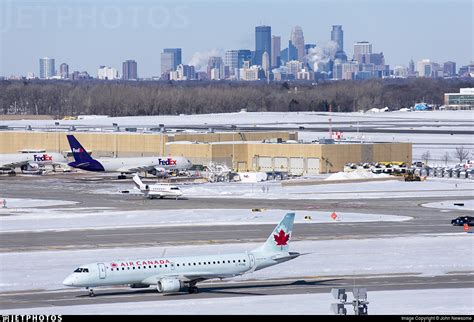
[161,48,182,72]
[408,59,415,75]
[225,50,252,75]
[443,61,456,77]
[290,26,305,61]
[39,57,55,79]
[262,51,270,78]
[331,25,344,52]
[59,63,69,79]
[122,60,138,80]
[271,36,281,68]
[255,25,271,66]
[353,41,372,63]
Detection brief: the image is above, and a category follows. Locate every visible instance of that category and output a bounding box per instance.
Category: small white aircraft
[132,174,183,199]
[0,152,68,174]
[63,213,299,296]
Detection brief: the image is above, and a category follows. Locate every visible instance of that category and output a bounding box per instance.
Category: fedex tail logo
[72,148,85,153]
[33,154,53,162]
[158,158,177,166]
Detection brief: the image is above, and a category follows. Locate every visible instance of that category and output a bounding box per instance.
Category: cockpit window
[74,268,82,273]
[74,267,89,273]
[170,187,180,190]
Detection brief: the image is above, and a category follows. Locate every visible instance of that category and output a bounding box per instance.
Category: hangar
[0,130,411,174]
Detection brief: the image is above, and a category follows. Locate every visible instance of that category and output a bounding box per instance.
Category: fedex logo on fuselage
[158,158,177,166]
[110,259,171,267]
[72,148,84,153]
[33,154,53,162]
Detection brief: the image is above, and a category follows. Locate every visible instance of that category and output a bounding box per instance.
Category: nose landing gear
[86,287,95,297]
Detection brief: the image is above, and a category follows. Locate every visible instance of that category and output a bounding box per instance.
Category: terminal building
[444,88,474,110]
[0,130,411,174]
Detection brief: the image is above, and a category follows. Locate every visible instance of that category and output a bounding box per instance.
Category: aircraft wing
[141,272,229,285]
[0,160,29,170]
[116,165,156,173]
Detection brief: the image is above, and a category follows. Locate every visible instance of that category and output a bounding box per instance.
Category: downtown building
[254,25,272,66]
[97,66,119,80]
[39,57,55,79]
[122,60,138,80]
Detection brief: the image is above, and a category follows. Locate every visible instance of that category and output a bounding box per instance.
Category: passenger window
[127,267,130,270]
[177,264,180,267]
[194,263,196,266]
[198,262,201,265]
[165,265,168,268]
[213,261,216,264]
[208,262,211,264]
[228,260,230,263]
[243,260,246,262]
[203,262,206,265]
[238,260,240,263]
[138,267,141,269]
[133,267,135,269]
[154,265,157,268]
[160,265,162,268]
[122,268,125,270]
[233,260,235,263]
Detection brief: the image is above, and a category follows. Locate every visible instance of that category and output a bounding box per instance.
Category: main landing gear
[188,285,199,294]
[87,287,95,297]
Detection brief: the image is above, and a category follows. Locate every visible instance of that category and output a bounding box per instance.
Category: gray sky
[1,0,472,77]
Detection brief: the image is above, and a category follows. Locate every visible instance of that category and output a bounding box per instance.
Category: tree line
[1,78,472,117]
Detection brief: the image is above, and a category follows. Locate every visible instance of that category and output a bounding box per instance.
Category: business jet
[0,152,68,174]
[66,135,192,178]
[63,213,299,296]
[132,174,183,199]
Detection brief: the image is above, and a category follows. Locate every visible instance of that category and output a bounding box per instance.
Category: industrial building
[0,130,411,174]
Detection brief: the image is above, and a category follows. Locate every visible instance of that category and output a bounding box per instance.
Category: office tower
[97,66,119,80]
[443,61,456,77]
[290,26,305,61]
[39,57,55,79]
[408,59,415,75]
[122,60,138,80]
[207,56,223,79]
[271,36,281,68]
[161,48,182,72]
[225,50,252,75]
[255,25,271,66]
[304,44,316,55]
[59,63,69,79]
[262,51,270,78]
[331,25,344,52]
[353,41,372,63]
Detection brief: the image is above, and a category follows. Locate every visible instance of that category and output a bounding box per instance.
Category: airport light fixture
[331,288,369,315]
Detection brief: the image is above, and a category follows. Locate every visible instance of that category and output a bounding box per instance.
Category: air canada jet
[66,135,192,178]
[63,213,300,296]
[132,174,183,199]
[0,152,67,174]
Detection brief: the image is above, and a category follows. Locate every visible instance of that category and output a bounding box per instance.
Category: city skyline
[1,0,472,77]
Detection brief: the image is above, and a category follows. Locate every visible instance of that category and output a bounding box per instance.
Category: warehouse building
[0,130,411,174]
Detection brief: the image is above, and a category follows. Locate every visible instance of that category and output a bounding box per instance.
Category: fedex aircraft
[132,174,183,199]
[0,152,67,174]
[66,135,192,177]
[63,213,299,296]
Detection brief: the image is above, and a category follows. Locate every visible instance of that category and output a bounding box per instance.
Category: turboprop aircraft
[63,213,299,296]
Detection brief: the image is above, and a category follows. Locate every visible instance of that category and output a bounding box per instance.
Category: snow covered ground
[0,207,411,233]
[3,288,472,315]
[1,234,471,292]
[0,198,77,208]
[422,200,474,211]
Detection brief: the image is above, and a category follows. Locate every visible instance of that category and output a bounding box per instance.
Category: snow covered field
[3,288,472,315]
[1,234,471,292]
[0,207,411,233]
[422,200,474,211]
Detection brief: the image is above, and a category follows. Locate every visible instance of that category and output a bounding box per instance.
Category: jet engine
[156,278,184,293]
[20,163,43,174]
[147,167,168,178]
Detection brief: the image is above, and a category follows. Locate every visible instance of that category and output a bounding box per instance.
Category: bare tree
[453,146,470,163]
[421,150,431,165]
[442,151,450,166]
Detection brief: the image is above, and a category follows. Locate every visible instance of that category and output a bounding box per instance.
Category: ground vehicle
[451,216,474,226]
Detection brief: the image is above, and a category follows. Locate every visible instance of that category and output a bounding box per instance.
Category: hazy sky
[1,0,472,77]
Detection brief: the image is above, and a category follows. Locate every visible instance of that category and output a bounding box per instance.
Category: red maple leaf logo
[274,229,290,246]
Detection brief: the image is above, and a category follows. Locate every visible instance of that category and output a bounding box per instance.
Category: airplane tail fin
[133,174,146,190]
[66,135,93,163]
[252,213,295,254]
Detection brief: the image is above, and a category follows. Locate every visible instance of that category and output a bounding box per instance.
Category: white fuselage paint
[0,153,68,170]
[96,156,192,173]
[63,251,291,288]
